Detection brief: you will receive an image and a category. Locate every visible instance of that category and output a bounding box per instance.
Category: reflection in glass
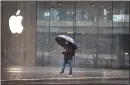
[36,1,129,70]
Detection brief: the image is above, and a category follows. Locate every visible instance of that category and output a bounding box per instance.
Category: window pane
[75,1,98,68]
[36,2,50,66]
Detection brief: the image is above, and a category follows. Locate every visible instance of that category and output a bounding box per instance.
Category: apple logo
[9,9,24,34]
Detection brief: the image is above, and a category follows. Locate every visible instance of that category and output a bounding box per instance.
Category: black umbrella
[55,35,78,49]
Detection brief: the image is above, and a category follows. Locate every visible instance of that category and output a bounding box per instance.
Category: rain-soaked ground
[1,66,129,85]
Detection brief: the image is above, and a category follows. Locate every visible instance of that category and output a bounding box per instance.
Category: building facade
[2,1,130,70]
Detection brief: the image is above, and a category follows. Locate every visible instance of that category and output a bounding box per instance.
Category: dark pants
[60,60,72,75]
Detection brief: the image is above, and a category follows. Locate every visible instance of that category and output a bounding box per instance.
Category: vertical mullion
[97,7,99,68]
[111,1,113,69]
[126,1,129,70]
[73,1,76,68]
[35,1,37,66]
[123,2,127,70]
[48,7,51,66]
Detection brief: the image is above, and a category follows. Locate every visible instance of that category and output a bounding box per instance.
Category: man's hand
[61,51,65,54]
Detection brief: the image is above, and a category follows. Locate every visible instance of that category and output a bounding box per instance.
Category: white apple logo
[9,9,24,34]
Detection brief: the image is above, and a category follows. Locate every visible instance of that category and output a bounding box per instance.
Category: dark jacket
[62,45,75,60]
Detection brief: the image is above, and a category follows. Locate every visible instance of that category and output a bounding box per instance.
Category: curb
[2,77,129,85]
[2,77,129,81]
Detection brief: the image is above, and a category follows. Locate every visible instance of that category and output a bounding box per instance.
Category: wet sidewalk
[1,66,129,84]
[2,66,129,80]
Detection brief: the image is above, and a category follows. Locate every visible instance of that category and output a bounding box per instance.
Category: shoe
[60,73,63,76]
[69,72,72,75]
[60,72,64,76]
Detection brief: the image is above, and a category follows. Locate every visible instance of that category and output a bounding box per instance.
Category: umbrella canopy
[55,35,78,49]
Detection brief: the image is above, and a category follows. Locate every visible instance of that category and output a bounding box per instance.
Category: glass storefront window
[36,1,129,69]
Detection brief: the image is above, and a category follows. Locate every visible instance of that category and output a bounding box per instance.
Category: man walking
[60,41,75,77]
